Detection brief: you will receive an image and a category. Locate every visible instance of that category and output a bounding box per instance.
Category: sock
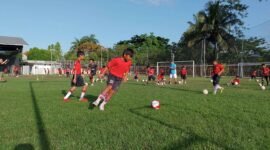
[94,94,105,104]
[100,101,107,108]
[214,85,218,94]
[80,92,85,100]
[64,91,72,99]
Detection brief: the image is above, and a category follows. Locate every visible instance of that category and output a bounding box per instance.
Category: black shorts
[181,74,187,80]
[134,76,138,80]
[107,74,122,91]
[71,75,86,87]
[90,71,96,77]
[251,75,256,79]
[212,74,221,86]
[148,75,156,81]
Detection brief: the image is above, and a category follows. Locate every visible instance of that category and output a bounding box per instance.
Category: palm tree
[183,0,245,60]
[70,34,99,51]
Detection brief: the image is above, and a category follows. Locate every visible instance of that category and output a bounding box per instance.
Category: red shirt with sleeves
[180,68,187,75]
[73,60,81,75]
[107,57,132,78]
[213,64,224,75]
[262,67,270,76]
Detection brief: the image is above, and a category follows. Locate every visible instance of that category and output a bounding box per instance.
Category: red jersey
[73,60,81,75]
[213,64,224,75]
[147,68,155,76]
[251,70,257,76]
[107,57,132,78]
[180,68,187,75]
[232,79,240,84]
[158,73,164,80]
[262,67,270,76]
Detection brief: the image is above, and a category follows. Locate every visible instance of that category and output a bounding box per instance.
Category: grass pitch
[0,75,269,150]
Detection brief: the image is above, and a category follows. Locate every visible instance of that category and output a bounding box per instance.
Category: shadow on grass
[14,144,34,150]
[129,106,235,150]
[29,82,51,150]
[85,95,98,110]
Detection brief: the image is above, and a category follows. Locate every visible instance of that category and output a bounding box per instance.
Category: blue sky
[1,0,270,52]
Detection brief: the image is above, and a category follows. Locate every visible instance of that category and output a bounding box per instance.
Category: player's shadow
[14,143,34,150]
[129,106,235,150]
[29,82,51,150]
[85,95,98,110]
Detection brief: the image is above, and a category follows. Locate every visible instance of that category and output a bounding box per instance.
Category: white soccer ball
[261,86,266,90]
[151,100,160,110]
[203,89,208,95]
[234,82,239,85]
[142,79,145,82]
[210,79,213,83]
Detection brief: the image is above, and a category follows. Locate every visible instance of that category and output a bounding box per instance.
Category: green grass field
[0,75,270,150]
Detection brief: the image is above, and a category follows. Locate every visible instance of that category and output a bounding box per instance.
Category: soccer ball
[234,82,239,85]
[142,79,145,82]
[210,79,213,83]
[261,86,266,90]
[151,100,160,110]
[203,89,208,95]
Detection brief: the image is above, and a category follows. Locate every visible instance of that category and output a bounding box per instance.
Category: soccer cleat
[79,98,89,102]
[63,98,71,102]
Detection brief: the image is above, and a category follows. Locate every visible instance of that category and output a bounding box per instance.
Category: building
[0,36,28,69]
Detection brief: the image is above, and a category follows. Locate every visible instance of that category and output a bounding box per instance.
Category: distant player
[231,75,240,86]
[92,48,134,111]
[157,69,165,85]
[66,66,71,78]
[250,70,257,80]
[88,59,98,86]
[261,64,269,86]
[0,58,8,82]
[98,65,107,82]
[180,66,187,84]
[63,51,89,102]
[169,61,177,84]
[212,60,224,94]
[147,66,156,84]
[134,70,139,82]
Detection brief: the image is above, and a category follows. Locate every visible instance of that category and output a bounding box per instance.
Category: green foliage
[27,47,52,61]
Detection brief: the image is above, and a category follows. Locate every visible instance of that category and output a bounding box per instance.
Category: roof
[0,36,28,46]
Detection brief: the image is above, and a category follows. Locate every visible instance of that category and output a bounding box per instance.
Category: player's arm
[99,67,108,78]
[218,66,225,76]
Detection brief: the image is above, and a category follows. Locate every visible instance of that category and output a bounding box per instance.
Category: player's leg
[169,74,172,84]
[64,86,77,102]
[266,76,269,86]
[79,83,89,102]
[99,89,116,111]
[174,74,177,84]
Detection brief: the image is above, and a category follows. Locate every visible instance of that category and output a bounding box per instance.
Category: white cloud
[129,0,172,6]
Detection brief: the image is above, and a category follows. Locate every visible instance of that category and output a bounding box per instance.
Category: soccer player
[212,60,225,94]
[0,58,8,82]
[231,75,240,86]
[147,66,156,84]
[169,61,177,84]
[157,69,165,85]
[92,48,134,111]
[88,59,98,86]
[66,66,71,78]
[98,65,107,83]
[63,51,89,102]
[134,70,139,82]
[180,66,187,84]
[261,64,269,86]
[250,70,257,80]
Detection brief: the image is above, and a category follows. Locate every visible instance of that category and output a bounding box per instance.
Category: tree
[27,47,51,61]
[182,0,248,61]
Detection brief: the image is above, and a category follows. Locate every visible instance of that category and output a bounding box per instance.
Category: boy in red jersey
[63,51,89,102]
[147,66,156,84]
[212,60,225,94]
[157,69,165,85]
[230,75,240,86]
[250,70,257,80]
[261,64,269,86]
[180,66,187,84]
[92,48,134,111]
